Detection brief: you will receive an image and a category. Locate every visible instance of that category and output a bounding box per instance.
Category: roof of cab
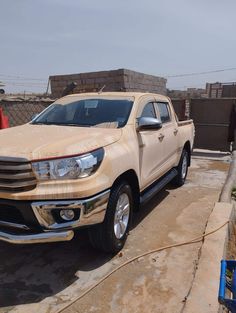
[57,92,169,104]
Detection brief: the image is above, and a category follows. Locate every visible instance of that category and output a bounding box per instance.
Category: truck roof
[58,92,169,104]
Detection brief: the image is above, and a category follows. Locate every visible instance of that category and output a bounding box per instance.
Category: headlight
[32,148,104,180]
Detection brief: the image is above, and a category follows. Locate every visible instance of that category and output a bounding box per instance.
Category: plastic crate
[219,260,236,312]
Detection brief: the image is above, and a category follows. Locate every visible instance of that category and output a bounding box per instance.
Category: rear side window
[141,102,156,118]
[157,102,171,123]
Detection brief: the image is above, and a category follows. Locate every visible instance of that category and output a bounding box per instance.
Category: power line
[1,78,47,82]
[166,67,236,78]
[2,67,236,81]
[6,82,47,87]
[168,78,236,90]
[0,74,46,81]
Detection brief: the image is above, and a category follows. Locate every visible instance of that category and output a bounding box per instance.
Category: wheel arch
[111,169,140,211]
[183,141,191,166]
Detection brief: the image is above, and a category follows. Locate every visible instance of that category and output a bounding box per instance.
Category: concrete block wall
[49,69,167,98]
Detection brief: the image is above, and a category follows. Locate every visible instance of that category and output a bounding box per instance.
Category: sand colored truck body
[0,92,194,248]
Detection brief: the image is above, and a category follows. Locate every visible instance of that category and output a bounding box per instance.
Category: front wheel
[172,149,189,187]
[88,181,133,253]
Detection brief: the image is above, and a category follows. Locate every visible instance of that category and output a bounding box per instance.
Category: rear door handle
[173,129,178,135]
[158,133,165,141]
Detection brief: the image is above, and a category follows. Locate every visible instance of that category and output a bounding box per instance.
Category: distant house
[167,88,207,99]
[206,82,236,98]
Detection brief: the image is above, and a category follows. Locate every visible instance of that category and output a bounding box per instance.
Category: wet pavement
[0,155,230,313]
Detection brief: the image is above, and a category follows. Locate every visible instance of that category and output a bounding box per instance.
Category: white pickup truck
[0,92,194,253]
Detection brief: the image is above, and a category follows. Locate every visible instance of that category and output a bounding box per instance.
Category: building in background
[169,82,236,99]
[49,69,167,98]
[167,88,207,99]
[206,82,236,98]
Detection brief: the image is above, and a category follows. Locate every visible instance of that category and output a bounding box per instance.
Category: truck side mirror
[137,117,162,131]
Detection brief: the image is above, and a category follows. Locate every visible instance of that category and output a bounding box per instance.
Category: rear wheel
[88,181,133,253]
[172,149,189,187]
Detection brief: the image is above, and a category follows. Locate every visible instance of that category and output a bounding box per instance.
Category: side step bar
[140,168,178,205]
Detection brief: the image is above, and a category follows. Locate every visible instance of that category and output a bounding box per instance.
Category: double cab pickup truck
[0,92,194,253]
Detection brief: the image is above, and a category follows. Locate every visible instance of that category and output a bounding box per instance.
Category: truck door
[156,101,179,172]
[137,101,166,189]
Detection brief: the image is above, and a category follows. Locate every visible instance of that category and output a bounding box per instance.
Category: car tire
[172,149,189,187]
[88,181,133,254]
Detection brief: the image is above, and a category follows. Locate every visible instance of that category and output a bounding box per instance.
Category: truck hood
[0,124,122,160]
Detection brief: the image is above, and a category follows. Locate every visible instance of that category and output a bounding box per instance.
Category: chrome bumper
[0,189,110,244]
[0,229,74,244]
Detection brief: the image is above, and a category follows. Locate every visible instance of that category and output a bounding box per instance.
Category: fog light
[59,209,75,221]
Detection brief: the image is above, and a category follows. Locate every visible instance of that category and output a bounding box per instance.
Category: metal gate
[190,98,234,152]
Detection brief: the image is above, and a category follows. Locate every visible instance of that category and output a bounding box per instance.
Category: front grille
[0,157,37,192]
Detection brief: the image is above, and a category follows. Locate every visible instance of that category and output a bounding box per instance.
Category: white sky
[1,0,236,93]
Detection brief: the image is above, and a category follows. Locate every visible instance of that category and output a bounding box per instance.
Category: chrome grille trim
[0,164,31,171]
[0,156,30,162]
[0,157,37,192]
[0,172,35,180]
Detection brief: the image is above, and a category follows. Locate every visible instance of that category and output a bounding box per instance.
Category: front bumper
[0,189,110,244]
[0,229,74,244]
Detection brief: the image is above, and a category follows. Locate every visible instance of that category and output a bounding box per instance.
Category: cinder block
[50,69,166,97]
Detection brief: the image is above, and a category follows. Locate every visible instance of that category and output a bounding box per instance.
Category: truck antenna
[98,85,106,94]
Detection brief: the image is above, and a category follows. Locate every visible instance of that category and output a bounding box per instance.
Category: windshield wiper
[66,123,92,127]
[31,122,65,126]
[31,122,48,125]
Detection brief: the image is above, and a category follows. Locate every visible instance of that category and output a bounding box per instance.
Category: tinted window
[157,102,171,123]
[141,102,156,118]
[32,99,133,128]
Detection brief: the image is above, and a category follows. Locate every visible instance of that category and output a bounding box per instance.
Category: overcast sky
[1,0,236,93]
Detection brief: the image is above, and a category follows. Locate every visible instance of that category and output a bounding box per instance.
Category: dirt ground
[0,155,230,313]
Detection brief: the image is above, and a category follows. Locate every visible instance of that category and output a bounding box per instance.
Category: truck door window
[141,102,156,118]
[157,102,171,123]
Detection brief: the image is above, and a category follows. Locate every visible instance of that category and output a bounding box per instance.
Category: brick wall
[50,69,167,98]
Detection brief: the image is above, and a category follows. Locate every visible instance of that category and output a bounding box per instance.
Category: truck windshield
[32,98,133,128]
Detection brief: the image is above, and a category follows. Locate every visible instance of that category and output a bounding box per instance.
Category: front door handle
[158,133,165,141]
[173,128,178,135]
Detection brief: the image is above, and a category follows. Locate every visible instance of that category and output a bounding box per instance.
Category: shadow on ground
[0,188,170,308]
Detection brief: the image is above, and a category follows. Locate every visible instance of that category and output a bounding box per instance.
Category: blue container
[219,260,236,312]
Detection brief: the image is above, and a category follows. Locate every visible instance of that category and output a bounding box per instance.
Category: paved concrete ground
[0,155,229,313]
[183,202,233,313]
